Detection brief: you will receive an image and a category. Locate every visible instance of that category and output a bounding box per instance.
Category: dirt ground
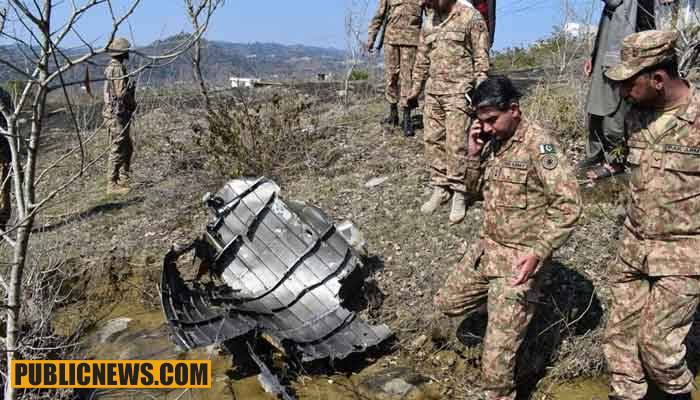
[8,84,693,399]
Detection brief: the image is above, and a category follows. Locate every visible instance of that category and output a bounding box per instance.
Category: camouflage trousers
[434,239,544,400]
[106,116,133,184]
[423,93,470,193]
[604,243,700,399]
[384,44,416,108]
[0,160,10,231]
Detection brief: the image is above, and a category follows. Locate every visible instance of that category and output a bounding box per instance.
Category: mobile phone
[479,131,490,143]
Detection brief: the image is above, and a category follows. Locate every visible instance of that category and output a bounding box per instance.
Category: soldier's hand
[468,120,485,157]
[584,58,593,78]
[511,254,540,286]
[367,40,375,53]
[408,88,420,103]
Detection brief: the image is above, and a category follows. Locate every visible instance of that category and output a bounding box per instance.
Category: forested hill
[0,34,348,87]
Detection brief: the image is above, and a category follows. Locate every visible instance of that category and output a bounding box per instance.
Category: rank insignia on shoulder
[541,154,558,170]
[539,144,556,155]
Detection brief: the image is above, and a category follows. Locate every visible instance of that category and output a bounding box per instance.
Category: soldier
[602,30,700,400]
[104,37,137,194]
[408,0,490,224]
[433,76,582,400]
[367,0,424,136]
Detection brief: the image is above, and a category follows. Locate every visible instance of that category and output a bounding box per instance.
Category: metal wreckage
[160,177,392,363]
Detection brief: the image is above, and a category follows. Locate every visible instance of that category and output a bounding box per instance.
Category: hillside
[0,34,349,87]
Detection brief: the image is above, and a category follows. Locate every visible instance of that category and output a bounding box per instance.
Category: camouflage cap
[605,30,679,82]
[107,37,131,56]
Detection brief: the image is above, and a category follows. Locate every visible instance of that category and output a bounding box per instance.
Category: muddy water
[54,281,675,400]
[54,295,595,400]
[546,377,609,400]
[54,296,397,399]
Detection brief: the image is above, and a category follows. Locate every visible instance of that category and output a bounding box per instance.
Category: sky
[3,0,603,52]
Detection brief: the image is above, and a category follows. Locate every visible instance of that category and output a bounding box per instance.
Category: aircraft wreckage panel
[160,177,391,361]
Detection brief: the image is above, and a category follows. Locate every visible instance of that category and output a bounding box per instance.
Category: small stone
[365,176,389,188]
[383,378,414,396]
[96,318,132,343]
[411,334,429,349]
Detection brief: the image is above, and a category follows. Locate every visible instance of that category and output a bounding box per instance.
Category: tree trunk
[192,39,211,112]
[5,220,32,400]
[5,11,50,396]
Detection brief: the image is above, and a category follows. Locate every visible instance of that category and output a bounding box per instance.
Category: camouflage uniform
[434,119,582,399]
[103,55,136,189]
[603,30,700,400]
[411,2,490,193]
[367,0,424,108]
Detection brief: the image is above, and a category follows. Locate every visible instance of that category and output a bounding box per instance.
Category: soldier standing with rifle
[367,0,424,137]
[104,37,137,195]
[408,0,490,224]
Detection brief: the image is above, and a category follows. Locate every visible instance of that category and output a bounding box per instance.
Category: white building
[229,77,261,88]
[564,22,597,38]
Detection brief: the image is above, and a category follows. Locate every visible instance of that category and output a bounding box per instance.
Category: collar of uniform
[438,2,463,26]
[675,83,700,124]
[513,118,528,142]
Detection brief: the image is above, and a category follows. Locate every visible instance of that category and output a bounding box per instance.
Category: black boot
[402,107,414,137]
[383,104,399,126]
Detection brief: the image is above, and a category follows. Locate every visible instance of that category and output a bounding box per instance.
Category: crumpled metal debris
[160,177,391,362]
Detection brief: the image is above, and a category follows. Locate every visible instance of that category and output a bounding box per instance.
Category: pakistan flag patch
[539,144,556,155]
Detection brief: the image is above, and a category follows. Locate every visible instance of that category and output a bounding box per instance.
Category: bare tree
[0,1,218,398]
[185,0,225,111]
[343,0,370,106]
[551,0,597,74]
[660,1,700,77]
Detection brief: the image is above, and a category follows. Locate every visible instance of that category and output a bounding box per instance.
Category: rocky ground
[5,81,697,400]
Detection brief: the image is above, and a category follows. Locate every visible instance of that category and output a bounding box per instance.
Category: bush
[521,79,587,148]
[203,93,315,179]
[349,69,369,81]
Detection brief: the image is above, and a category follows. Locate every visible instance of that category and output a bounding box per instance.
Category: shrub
[349,69,369,81]
[203,93,315,180]
[521,79,587,148]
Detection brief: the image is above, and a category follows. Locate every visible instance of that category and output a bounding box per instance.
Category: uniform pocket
[492,167,528,209]
[663,151,700,173]
[627,140,646,166]
[438,31,466,59]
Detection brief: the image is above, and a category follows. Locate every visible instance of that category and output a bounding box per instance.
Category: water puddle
[546,376,608,400]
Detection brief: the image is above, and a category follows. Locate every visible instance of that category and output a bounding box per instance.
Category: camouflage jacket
[411,2,490,95]
[618,83,700,275]
[465,119,582,275]
[103,59,136,120]
[367,0,424,47]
